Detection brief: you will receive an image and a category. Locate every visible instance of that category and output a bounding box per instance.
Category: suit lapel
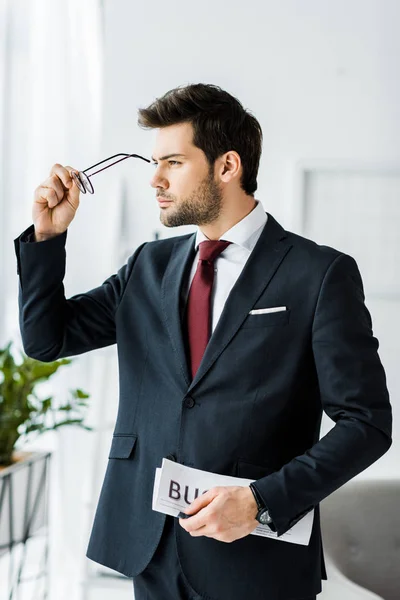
[161,232,196,388]
[161,213,292,392]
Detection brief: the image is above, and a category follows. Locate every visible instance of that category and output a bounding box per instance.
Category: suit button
[166,454,176,461]
[183,397,195,408]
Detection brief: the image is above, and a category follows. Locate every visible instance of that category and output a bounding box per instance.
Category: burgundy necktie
[186,239,231,379]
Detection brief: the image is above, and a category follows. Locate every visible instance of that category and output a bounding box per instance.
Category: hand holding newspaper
[152,458,313,546]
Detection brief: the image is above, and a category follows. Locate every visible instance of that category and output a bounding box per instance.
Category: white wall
[98,0,400,243]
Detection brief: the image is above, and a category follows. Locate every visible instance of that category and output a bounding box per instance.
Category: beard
[158,166,223,228]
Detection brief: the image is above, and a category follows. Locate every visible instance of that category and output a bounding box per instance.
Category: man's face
[150,122,223,227]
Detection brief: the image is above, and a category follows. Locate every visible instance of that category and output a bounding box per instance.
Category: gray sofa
[319,479,400,600]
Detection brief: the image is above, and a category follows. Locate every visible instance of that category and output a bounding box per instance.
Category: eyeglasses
[71,153,151,194]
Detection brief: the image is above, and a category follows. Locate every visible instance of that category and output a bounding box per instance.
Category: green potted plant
[0,341,92,467]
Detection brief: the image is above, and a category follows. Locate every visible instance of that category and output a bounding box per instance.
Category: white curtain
[0,1,104,598]
[1,0,104,341]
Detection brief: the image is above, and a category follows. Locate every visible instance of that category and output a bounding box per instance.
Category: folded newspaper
[152,458,313,546]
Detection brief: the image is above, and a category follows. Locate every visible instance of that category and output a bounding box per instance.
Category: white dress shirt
[185,199,268,334]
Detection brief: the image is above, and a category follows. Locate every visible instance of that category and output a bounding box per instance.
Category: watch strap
[249,483,276,531]
[249,482,265,511]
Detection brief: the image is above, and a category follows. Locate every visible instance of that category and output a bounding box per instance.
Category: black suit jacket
[14,213,392,600]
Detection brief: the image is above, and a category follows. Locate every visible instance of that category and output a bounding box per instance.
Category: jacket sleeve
[251,253,392,536]
[14,224,147,362]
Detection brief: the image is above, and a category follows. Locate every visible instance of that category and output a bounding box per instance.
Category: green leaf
[41,397,53,412]
[51,418,85,429]
[71,388,90,399]
[24,423,46,434]
[0,342,93,465]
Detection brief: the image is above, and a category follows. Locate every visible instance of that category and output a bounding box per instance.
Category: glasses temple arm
[83,153,150,177]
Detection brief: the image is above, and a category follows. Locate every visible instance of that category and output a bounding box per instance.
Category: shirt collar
[194,199,267,252]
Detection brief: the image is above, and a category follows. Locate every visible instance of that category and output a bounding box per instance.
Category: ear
[217,151,242,184]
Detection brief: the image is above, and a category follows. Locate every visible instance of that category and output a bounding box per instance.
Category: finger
[180,504,214,532]
[65,165,79,179]
[64,165,82,210]
[49,163,75,190]
[64,165,82,194]
[179,511,204,530]
[186,524,209,537]
[184,488,217,515]
[35,186,61,209]
[41,175,65,202]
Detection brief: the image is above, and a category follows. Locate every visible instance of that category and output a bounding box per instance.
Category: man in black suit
[14,83,392,600]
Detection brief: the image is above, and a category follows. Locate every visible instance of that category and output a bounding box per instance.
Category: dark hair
[137,83,262,196]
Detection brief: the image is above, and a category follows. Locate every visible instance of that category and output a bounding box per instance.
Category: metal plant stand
[0,451,51,600]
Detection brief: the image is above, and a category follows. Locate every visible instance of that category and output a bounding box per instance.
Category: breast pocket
[108,434,138,459]
[241,308,290,329]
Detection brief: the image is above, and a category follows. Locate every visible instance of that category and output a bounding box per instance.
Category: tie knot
[198,240,231,263]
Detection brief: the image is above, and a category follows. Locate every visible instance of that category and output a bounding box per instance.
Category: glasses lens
[71,171,86,193]
[71,171,94,194]
[80,171,94,194]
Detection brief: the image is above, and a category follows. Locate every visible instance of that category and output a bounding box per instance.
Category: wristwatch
[249,482,273,526]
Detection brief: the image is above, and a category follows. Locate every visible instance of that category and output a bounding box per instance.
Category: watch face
[258,510,271,525]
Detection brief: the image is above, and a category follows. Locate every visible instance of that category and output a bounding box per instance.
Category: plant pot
[0,450,51,558]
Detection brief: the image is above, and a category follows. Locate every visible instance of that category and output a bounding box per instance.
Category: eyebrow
[150,153,186,162]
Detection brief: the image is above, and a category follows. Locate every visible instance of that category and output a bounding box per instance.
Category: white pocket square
[249,306,287,315]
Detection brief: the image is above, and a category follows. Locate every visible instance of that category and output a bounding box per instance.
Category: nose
[150,167,168,190]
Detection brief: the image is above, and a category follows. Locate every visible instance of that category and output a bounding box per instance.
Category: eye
[151,160,180,167]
